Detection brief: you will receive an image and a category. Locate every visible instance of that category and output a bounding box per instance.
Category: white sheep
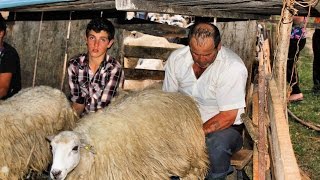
[0,86,78,180]
[47,89,208,180]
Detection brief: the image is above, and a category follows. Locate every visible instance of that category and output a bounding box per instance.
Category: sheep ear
[46,135,55,142]
[80,139,96,154]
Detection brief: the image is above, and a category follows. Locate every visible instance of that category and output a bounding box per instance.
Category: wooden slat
[124,68,164,80]
[124,45,177,60]
[267,78,301,180]
[258,31,267,180]
[252,87,259,180]
[115,0,269,20]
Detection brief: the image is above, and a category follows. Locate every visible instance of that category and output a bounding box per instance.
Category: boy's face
[86,30,113,59]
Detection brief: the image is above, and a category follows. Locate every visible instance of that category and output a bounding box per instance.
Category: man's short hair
[188,22,221,48]
[86,18,115,40]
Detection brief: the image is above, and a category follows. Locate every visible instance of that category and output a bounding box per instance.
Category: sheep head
[47,131,90,180]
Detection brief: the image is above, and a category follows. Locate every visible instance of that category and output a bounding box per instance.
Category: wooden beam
[115,0,269,20]
[259,20,320,29]
[124,68,164,80]
[115,20,189,38]
[124,45,177,60]
[267,78,301,180]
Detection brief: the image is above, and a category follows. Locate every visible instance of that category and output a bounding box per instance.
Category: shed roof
[1,0,319,20]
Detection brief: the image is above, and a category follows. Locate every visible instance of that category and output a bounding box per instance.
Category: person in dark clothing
[287,16,306,102]
[0,16,21,100]
[312,17,320,93]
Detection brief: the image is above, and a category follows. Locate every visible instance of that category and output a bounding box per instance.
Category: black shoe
[312,86,320,94]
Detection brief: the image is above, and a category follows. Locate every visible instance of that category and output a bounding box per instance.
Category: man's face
[86,30,113,59]
[189,37,221,69]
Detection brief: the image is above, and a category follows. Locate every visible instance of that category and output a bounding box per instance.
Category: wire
[32,11,43,87]
[60,11,72,91]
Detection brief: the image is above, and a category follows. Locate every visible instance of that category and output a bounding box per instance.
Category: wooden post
[258,38,266,180]
[267,78,301,180]
[272,0,294,108]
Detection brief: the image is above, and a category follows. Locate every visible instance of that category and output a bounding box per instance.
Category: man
[0,16,21,100]
[312,17,320,93]
[287,16,306,101]
[68,18,124,116]
[163,22,247,180]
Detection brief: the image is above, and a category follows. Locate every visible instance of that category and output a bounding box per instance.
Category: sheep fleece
[0,86,78,179]
[68,89,208,180]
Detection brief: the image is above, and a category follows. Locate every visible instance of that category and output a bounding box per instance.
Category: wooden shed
[1,0,319,179]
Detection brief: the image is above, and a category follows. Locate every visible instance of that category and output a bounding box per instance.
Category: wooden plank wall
[217,20,257,83]
[4,19,256,95]
[4,18,122,94]
[124,20,257,81]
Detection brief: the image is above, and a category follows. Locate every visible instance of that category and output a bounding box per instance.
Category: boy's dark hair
[0,15,7,32]
[86,18,115,40]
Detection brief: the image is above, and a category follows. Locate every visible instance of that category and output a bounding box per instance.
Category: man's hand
[0,72,12,98]
[72,102,85,117]
[203,109,238,135]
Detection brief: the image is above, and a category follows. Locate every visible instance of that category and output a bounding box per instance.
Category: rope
[288,4,312,99]
[271,0,313,100]
[60,11,72,91]
[32,12,43,87]
[295,0,318,7]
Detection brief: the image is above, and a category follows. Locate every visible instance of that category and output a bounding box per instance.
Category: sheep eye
[49,145,52,150]
[72,146,79,151]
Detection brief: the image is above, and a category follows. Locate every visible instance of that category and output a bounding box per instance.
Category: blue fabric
[0,0,74,9]
[290,26,306,40]
[205,127,243,180]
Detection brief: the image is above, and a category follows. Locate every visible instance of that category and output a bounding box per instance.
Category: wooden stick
[288,109,320,131]
[240,113,258,142]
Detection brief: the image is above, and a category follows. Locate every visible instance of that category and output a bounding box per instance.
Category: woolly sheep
[0,86,78,180]
[48,89,208,180]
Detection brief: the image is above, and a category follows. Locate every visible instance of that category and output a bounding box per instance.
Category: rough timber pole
[273,0,294,107]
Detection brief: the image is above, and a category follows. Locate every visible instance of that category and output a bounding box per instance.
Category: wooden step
[231,149,253,170]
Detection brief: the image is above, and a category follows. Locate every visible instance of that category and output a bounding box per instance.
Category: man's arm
[67,60,86,115]
[0,72,12,98]
[162,54,179,92]
[202,109,238,135]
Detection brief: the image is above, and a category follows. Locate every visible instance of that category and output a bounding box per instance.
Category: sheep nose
[51,169,62,179]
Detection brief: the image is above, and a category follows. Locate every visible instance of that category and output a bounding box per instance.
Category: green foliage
[288,46,320,179]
